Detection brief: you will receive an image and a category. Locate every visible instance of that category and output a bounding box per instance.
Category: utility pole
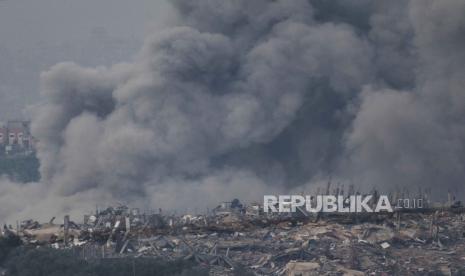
[64,215,70,247]
[132,258,136,276]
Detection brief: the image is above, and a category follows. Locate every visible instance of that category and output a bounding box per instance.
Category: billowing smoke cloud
[2,0,465,222]
[343,0,465,197]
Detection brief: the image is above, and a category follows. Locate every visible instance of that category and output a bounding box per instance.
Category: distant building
[0,120,36,155]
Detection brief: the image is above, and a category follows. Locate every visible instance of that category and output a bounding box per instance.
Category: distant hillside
[0,155,39,182]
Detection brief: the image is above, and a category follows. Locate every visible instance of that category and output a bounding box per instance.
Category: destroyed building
[3,193,465,276]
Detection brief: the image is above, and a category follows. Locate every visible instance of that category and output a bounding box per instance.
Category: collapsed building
[3,192,465,276]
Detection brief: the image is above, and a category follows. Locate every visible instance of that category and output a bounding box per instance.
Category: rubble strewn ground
[2,202,465,275]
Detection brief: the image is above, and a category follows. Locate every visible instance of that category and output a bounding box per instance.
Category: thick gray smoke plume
[2,0,465,221]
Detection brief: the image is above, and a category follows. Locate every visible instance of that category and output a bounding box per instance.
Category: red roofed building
[0,120,36,155]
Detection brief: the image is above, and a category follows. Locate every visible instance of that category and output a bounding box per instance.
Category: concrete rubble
[3,200,465,275]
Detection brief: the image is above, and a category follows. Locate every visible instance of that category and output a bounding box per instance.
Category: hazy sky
[0,0,173,118]
[2,0,465,222]
[0,0,172,47]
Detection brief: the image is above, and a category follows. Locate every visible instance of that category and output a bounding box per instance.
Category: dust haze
[1,0,464,222]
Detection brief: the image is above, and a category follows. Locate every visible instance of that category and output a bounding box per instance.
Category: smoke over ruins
[1,0,465,222]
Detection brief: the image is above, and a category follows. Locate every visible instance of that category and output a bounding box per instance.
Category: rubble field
[3,204,465,276]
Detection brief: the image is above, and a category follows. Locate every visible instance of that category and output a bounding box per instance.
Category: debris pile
[3,201,465,275]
